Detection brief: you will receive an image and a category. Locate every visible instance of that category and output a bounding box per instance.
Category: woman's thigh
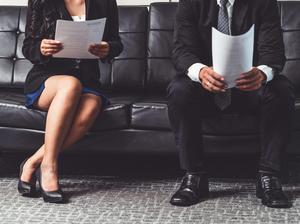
[33,75,82,111]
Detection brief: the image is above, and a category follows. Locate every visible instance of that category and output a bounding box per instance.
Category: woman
[18,0,123,203]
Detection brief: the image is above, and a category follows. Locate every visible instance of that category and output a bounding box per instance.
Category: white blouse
[71,15,86,22]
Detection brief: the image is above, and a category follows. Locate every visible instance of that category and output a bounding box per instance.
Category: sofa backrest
[0,7,28,89]
[146,3,178,93]
[280,2,300,96]
[100,6,148,92]
[0,2,299,97]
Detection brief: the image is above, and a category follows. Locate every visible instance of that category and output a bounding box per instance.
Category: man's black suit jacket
[172,0,285,76]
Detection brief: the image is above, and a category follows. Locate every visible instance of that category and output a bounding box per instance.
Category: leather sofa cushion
[0,91,136,132]
[0,91,46,130]
[131,97,170,130]
[131,96,300,133]
[90,94,143,132]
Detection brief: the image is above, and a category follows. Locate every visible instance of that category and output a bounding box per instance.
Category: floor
[0,154,299,224]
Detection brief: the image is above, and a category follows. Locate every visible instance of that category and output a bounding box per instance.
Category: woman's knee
[58,76,82,95]
[45,75,82,95]
[49,75,82,103]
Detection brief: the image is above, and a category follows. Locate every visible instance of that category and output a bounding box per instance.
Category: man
[167,0,295,208]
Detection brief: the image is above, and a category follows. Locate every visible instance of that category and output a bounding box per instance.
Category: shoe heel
[36,167,64,203]
[18,158,37,197]
[18,181,36,196]
[41,190,64,203]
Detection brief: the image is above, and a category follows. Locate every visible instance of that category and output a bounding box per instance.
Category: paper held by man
[212,25,255,88]
[53,18,106,59]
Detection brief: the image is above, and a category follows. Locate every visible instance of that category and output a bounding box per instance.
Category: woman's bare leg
[21,93,102,187]
[21,75,82,191]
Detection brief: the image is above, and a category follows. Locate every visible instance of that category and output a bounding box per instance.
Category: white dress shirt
[187,0,274,83]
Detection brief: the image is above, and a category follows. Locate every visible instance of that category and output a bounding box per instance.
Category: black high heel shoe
[35,167,64,203]
[18,158,37,197]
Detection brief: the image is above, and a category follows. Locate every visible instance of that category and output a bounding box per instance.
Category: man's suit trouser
[167,74,295,172]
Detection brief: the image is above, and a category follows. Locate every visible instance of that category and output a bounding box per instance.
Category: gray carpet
[0,176,300,224]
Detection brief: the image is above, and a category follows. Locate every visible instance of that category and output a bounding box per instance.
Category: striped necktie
[215,0,231,110]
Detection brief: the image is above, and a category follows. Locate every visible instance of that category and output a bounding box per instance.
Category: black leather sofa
[0,1,299,157]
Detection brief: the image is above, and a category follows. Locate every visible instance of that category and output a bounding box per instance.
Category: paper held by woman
[53,18,106,59]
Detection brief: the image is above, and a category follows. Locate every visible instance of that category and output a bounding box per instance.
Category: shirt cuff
[257,65,274,83]
[187,63,207,83]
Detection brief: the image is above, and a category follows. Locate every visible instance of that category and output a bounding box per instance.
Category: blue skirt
[25,82,110,110]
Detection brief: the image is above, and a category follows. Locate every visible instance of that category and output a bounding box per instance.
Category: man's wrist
[187,63,207,83]
[257,65,274,83]
[261,72,267,83]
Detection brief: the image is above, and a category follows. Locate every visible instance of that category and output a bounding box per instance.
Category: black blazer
[172,0,285,76]
[22,0,123,94]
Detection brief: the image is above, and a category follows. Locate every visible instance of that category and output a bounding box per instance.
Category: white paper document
[212,25,254,88]
[53,18,106,59]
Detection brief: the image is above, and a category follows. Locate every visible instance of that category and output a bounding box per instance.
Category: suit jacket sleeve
[257,0,285,73]
[102,0,124,63]
[172,0,203,74]
[22,2,50,65]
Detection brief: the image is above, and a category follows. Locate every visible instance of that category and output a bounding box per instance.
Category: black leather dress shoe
[36,167,65,203]
[256,173,291,208]
[170,173,209,206]
[18,158,37,197]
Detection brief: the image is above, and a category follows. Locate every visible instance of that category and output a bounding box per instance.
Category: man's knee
[263,75,295,109]
[167,76,195,105]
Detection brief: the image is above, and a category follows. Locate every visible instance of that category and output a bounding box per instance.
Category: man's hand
[88,41,110,58]
[199,67,227,93]
[236,67,266,91]
[40,39,63,56]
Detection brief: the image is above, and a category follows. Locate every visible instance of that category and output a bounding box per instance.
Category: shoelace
[182,175,199,188]
[261,175,282,191]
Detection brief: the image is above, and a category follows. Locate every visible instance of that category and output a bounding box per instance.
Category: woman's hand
[88,41,110,58]
[40,39,63,56]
